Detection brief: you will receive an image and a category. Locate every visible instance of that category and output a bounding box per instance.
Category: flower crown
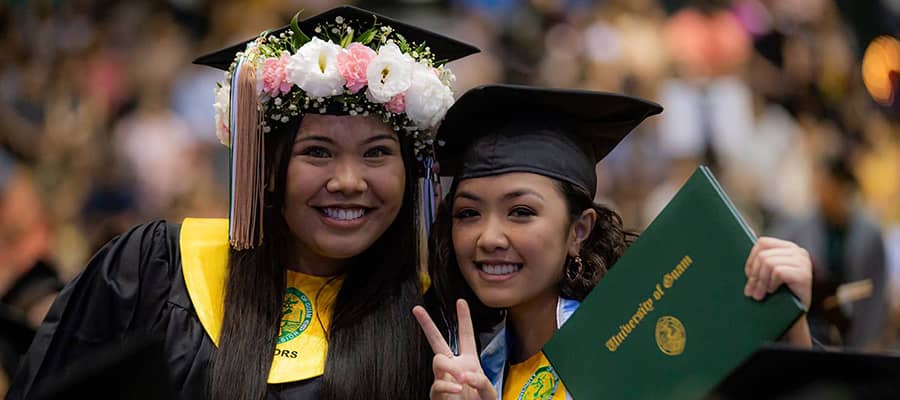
[213,12,457,159]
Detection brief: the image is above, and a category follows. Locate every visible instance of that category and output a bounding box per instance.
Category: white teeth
[481,264,521,275]
[323,208,365,221]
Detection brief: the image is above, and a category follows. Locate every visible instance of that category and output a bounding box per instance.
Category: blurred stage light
[861,35,900,105]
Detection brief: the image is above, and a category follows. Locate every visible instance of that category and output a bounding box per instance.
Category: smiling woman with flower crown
[8,6,478,400]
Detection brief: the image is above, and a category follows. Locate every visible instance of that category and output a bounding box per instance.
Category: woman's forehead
[295,114,396,141]
[454,172,560,197]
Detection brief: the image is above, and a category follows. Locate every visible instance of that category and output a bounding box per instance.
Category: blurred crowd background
[0,0,898,392]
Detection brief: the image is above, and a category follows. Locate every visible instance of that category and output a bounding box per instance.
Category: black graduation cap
[194,5,480,70]
[31,335,176,400]
[436,84,662,194]
[709,345,900,399]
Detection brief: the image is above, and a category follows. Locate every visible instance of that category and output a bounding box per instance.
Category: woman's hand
[743,237,813,348]
[413,299,497,400]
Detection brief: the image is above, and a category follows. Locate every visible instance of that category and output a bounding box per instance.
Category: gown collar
[480,296,580,396]
[179,217,338,384]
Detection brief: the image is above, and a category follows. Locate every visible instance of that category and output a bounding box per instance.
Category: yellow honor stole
[180,218,340,384]
[503,351,567,400]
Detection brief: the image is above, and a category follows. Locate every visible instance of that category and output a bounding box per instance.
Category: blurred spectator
[772,156,890,350]
[0,153,61,328]
[0,151,62,389]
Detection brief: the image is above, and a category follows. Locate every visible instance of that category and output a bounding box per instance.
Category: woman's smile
[475,260,524,281]
[316,205,373,226]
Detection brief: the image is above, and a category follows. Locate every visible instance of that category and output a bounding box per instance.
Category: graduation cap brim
[710,345,900,399]
[436,84,662,188]
[194,5,480,70]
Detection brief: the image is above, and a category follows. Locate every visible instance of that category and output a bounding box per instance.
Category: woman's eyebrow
[454,188,544,203]
[455,191,481,202]
[503,189,544,201]
[360,134,399,145]
[295,135,335,144]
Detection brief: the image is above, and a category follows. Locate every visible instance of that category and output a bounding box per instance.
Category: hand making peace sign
[412,299,498,400]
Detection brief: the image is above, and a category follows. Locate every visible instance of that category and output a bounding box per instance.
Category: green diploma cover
[543,166,806,399]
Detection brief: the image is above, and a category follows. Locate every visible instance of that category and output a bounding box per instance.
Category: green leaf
[358,28,376,45]
[395,33,410,53]
[433,58,448,67]
[330,94,352,104]
[340,28,354,48]
[291,10,311,51]
[415,42,426,54]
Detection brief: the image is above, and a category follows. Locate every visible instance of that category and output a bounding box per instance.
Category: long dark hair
[210,116,432,400]
[429,177,636,337]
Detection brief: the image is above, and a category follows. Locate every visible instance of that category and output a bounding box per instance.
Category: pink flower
[261,51,292,97]
[337,43,377,93]
[385,93,406,113]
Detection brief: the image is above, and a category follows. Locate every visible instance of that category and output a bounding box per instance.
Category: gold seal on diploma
[655,316,686,356]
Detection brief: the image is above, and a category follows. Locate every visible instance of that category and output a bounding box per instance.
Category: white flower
[405,62,454,129]
[365,41,414,103]
[213,81,231,147]
[437,66,456,86]
[286,37,346,98]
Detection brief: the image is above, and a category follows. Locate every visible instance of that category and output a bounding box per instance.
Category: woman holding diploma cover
[412,85,815,399]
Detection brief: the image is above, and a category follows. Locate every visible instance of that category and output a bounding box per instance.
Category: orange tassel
[230,54,265,250]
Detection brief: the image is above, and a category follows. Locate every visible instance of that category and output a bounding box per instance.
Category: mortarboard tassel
[422,156,438,236]
[229,50,265,250]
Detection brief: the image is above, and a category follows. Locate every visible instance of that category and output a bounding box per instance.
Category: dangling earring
[566,255,584,281]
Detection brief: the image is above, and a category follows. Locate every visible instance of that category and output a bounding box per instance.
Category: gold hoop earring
[566,256,584,281]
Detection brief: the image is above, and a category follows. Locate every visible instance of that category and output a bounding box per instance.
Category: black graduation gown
[7,221,322,399]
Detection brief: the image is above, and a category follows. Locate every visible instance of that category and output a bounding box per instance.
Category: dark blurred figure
[0,150,62,392]
[79,180,139,257]
[773,156,889,350]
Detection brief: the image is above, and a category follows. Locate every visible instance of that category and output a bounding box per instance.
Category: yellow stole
[502,351,567,400]
[180,217,340,384]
